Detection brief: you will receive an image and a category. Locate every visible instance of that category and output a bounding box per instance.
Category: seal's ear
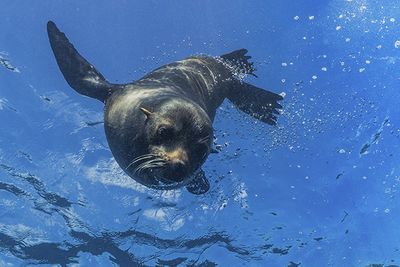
[140,107,153,118]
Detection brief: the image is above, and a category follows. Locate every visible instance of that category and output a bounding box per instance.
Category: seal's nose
[163,147,189,182]
[170,159,185,174]
[167,159,186,181]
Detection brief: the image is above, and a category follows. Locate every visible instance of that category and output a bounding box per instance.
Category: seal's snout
[167,159,187,181]
[164,147,190,182]
[165,148,188,163]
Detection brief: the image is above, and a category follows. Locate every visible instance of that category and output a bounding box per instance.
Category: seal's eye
[157,125,174,140]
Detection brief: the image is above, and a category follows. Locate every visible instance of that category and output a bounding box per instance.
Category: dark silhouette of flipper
[221,49,283,125]
[47,21,118,102]
[185,169,210,195]
[220,49,257,77]
[226,82,283,125]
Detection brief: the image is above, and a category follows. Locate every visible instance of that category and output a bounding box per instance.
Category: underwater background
[1,0,399,266]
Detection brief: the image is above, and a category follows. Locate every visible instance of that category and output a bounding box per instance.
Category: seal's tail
[47,21,117,102]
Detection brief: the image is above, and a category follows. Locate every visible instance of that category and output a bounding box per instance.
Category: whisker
[126,154,158,170]
[142,162,166,171]
[133,153,158,162]
[198,135,211,144]
[133,157,166,174]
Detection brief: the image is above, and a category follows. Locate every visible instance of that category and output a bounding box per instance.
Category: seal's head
[105,94,213,189]
[142,99,212,183]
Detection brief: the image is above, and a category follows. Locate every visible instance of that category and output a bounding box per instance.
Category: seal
[47,21,283,194]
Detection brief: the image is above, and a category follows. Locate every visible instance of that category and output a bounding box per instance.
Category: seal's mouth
[163,159,190,181]
[151,161,191,184]
[126,153,193,185]
[145,147,193,184]
[126,144,204,188]
[148,168,193,188]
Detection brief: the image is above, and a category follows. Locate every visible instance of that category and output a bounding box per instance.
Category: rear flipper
[186,169,210,195]
[226,82,283,125]
[220,49,257,77]
[47,21,117,102]
[220,49,283,125]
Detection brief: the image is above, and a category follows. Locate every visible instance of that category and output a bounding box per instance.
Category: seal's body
[47,21,283,194]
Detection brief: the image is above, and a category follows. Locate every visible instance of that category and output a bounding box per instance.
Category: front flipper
[227,82,283,125]
[47,21,118,102]
[185,169,210,195]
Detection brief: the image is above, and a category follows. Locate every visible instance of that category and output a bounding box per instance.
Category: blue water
[1,1,399,266]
